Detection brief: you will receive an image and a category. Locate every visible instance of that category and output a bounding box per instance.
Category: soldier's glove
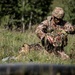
[64,24,74,33]
[46,35,54,44]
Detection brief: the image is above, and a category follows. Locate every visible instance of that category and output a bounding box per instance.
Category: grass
[0,28,75,64]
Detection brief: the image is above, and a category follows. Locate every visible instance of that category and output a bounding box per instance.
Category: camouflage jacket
[35,16,75,47]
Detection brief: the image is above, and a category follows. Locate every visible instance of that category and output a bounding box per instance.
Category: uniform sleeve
[35,20,48,40]
[64,22,75,33]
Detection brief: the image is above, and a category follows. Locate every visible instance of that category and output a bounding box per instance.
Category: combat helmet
[52,7,65,19]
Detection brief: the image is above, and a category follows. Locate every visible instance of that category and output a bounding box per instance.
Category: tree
[0,0,52,31]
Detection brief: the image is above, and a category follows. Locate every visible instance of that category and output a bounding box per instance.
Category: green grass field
[0,28,75,64]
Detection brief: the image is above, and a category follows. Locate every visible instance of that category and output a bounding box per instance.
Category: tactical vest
[47,16,67,47]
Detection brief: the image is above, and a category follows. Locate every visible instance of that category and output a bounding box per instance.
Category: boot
[57,51,70,60]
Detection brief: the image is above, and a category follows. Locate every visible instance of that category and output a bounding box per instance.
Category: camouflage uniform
[35,7,75,59]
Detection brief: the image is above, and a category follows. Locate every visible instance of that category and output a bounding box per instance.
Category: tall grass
[0,28,75,64]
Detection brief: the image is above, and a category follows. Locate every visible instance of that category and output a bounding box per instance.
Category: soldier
[35,7,75,59]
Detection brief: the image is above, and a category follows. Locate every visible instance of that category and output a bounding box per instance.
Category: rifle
[46,25,67,47]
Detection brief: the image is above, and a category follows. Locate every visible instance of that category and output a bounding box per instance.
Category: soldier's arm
[35,20,48,40]
[64,22,75,34]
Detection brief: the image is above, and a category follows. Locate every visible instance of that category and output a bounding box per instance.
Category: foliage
[0,0,75,30]
[0,0,52,30]
[0,28,75,64]
[0,0,75,64]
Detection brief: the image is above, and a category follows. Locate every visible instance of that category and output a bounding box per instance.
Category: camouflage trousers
[41,36,70,59]
[41,38,63,53]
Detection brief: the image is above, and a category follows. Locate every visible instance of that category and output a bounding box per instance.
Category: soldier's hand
[46,35,54,44]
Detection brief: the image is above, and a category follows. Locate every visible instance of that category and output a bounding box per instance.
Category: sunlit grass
[0,28,75,64]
